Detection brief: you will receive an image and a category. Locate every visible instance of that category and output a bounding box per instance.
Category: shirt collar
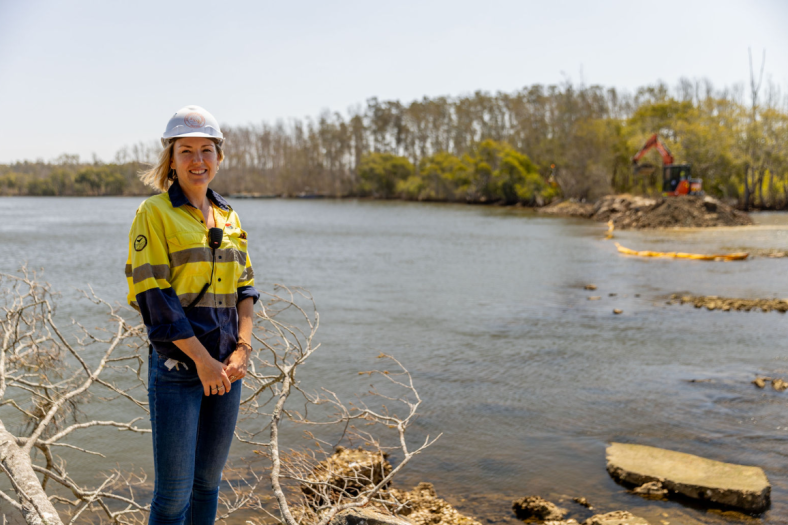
[168,179,230,211]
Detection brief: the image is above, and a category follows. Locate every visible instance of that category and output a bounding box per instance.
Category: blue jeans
[148,351,241,525]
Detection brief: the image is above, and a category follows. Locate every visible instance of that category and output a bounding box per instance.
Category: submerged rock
[330,508,414,525]
[583,511,650,525]
[572,497,593,509]
[606,443,770,512]
[512,495,567,520]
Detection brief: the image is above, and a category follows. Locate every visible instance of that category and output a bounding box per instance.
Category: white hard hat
[161,105,224,148]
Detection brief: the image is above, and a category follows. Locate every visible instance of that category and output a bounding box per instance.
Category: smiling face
[170,137,220,194]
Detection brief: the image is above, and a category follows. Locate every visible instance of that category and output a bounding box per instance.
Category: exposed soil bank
[540,194,753,229]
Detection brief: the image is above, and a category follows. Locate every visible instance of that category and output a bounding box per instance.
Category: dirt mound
[542,194,752,229]
[596,194,752,229]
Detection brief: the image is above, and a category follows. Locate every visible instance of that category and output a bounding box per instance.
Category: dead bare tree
[228,286,439,525]
[0,269,152,524]
[0,273,434,525]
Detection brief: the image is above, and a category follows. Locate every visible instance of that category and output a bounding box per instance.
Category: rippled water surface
[1,197,787,524]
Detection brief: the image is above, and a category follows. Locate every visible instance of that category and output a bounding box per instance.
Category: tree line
[2,78,786,208]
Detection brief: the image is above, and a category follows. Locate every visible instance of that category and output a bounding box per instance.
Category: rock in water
[772,378,788,392]
[302,446,392,506]
[583,511,650,525]
[633,481,668,496]
[512,496,567,520]
[389,482,482,525]
[606,443,770,512]
[330,508,414,525]
[572,497,593,509]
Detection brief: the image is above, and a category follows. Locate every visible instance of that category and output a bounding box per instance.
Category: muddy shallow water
[1,198,787,523]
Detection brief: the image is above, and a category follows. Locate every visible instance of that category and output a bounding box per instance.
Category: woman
[125,105,259,524]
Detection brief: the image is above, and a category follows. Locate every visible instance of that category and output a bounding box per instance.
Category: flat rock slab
[606,443,770,512]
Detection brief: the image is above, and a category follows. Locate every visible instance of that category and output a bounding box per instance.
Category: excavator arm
[632,133,675,165]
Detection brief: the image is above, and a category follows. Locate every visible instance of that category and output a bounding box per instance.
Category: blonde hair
[139,139,225,192]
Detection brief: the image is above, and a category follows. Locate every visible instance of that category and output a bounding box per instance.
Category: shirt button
[218,278,221,282]
[219,301,222,305]
[218,256,222,259]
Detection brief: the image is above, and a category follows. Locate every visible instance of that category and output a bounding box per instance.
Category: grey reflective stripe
[125,264,132,278]
[170,247,247,268]
[237,267,254,283]
[217,248,247,266]
[170,247,212,267]
[178,292,237,309]
[131,264,171,284]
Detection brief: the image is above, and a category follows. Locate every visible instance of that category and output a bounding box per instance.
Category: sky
[0,0,787,164]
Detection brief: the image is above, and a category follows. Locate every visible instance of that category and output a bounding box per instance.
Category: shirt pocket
[166,232,210,295]
[167,232,209,265]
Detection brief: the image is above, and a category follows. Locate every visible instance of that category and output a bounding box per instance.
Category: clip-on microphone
[208,227,223,249]
[185,228,225,312]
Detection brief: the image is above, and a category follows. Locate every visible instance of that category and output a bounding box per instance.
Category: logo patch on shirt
[134,235,148,251]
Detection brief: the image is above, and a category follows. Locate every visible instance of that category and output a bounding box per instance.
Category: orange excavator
[632,134,702,196]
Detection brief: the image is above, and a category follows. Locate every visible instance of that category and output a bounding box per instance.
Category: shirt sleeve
[125,209,195,342]
[235,214,260,305]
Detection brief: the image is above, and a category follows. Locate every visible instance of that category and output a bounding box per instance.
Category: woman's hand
[194,356,232,396]
[223,344,251,383]
[172,336,231,396]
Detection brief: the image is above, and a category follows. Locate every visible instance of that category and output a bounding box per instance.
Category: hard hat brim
[161,133,224,149]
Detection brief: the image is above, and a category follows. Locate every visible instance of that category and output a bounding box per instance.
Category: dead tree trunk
[0,421,63,525]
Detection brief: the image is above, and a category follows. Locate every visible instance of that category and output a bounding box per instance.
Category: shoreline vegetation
[2,79,787,210]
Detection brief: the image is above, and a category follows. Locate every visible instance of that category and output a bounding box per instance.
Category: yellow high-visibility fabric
[126,193,253,310]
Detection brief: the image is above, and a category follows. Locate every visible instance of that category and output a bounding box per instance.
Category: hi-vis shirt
[125,180,259,363]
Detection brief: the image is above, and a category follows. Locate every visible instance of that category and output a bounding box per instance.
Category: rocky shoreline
[307,445,770,525]
[667,294,788,312]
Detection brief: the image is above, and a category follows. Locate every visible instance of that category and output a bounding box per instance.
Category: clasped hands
[195,342,252,396]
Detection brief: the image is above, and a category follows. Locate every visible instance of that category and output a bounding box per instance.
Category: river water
[1,197,787,524]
